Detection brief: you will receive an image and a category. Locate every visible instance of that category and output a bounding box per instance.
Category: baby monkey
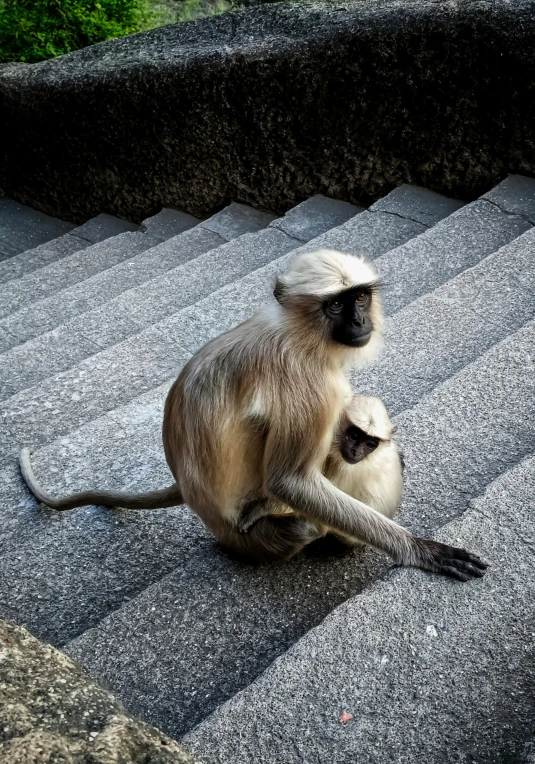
[236,395,403,556]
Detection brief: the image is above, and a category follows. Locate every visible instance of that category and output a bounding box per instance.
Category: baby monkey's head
[337,396,395,466]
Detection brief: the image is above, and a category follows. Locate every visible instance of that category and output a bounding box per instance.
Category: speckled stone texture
[1,0,534,221]
[184,455,535,764]
[0,619,199,763]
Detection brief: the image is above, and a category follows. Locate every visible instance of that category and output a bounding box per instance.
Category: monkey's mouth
[349,330,372,348]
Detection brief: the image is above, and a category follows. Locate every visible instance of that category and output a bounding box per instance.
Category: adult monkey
[21,250,486,581]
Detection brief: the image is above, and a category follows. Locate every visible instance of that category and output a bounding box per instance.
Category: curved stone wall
[0,0,534,222]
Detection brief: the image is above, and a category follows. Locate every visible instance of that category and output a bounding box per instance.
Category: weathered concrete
[373,198,531,314]
[0,198,74,259]
[0,231,161,319]
[1,1,534,221]
[141,207,200,238]
[0,233,90,283]
[0,213,140,283]
[0,199,276,341]
[0,194,361,415]
[350,226,535,414]
[483,173,535,223]
[0,619,199,763]
[184,455,535,764]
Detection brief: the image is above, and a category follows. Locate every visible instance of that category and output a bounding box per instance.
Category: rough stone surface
[0,328,190,460]
[0,233,90,283]
[270,195,363,240]
[0,198,75,259]
[369,183,464,225]
[374,198,531,314]
[4,322,531,735]
[483,173,535,223]
[0,231,161,320]
[0,619,199,763]
[72,212,139,242]
[1,1,534,221]
[184,456,535,764]
[0,227,223,351]
[141,207,200,238]
[0,214,140,283]
[351,225,535,414]
[0,194,359,400]
[199,201,276,239]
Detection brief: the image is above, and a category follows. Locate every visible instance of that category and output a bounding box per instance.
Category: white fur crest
[280,249,378,298]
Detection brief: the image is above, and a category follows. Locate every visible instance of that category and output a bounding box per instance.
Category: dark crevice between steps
[481,197,535,227]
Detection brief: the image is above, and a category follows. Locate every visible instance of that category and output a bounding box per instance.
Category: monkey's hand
[411,538,488,582]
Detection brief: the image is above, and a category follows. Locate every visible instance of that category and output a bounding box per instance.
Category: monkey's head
[338,396,394,465]
[274,249,383,363]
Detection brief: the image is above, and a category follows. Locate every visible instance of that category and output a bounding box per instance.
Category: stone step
[0,213,140,284]
[350,225,535,414]
[1,235,532,652]
[0,187,457,637]
[0,197,357,399]
[0,201,272,332]
[60,320,535,738]
[0,231,161,321]
[140,207,201,239]
[0,185,458,413]
[183,453,535,764]
[373,174,534,315]
[146,175,534,361]
[0,198,75,260]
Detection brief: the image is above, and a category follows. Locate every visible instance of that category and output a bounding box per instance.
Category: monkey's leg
[225,516,324,564]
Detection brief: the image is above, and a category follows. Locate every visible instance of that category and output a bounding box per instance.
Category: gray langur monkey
[20,249,486,582]
[237,395,404,549]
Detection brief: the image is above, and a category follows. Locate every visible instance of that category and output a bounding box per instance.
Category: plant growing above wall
[0,0,165,63]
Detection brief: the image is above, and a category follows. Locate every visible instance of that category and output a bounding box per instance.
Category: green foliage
[0,0,164,63]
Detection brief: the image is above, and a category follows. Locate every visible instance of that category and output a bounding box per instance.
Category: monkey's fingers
[414,539,488,582]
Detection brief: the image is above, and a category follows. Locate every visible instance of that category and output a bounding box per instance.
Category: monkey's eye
[366,440,378,451]
[329,299,343,313]
[355,292,368,303]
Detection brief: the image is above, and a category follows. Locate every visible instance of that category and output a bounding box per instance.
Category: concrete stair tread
[0,201,217,322]
[183,453,535,764]
[140,207,201,238]
[0,233,532,673]
[0,193,364,429]
[482,172,535,224]
[56,320,535,738]
[0,179,533,747]
[0,198,75,260]
[0,197,322,357]
[0,231,164,319]
[0,213,141,284]
[0,185,458,401]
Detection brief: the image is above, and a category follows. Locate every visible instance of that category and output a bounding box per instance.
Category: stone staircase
[0,176,533,762]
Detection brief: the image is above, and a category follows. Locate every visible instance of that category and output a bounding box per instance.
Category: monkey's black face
[341,426,380,465]
[323,287,374,347]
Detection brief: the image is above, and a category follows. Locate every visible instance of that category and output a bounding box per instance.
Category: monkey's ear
[273,277,288,304]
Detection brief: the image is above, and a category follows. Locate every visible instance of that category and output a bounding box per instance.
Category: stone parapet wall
[1,0,534,222]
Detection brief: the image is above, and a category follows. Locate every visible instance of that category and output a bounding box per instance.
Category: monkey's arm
[20,447,183,511]
[263,431,486,581]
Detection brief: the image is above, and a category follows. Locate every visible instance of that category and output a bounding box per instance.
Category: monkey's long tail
[20,447,184,511]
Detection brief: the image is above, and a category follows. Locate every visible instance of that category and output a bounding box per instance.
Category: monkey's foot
[237,500,272,533]
[412,539,488,582]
